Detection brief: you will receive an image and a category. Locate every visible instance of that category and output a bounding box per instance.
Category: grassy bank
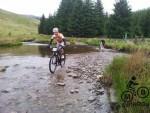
[1,32,150,52]
[0,9,39,37]
[104,52,150,113]
[70,38,150,53]
[0,34,50,47]
[106,39,150,53]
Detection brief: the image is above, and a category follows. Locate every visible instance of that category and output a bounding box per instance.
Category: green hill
[0,9,39,37]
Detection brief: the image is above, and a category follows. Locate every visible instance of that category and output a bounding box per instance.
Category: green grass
[0,9,51,47]
[0,9,149,50]
[71,38,150,53]
[0,9,39,37]
[105,39,150,53]
[104,52,150,113]
[0,34,50,47]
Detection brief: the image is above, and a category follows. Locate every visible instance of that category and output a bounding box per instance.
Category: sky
[0,0,150,17]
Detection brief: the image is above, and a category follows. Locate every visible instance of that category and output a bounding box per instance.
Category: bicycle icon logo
[121,76,149,102]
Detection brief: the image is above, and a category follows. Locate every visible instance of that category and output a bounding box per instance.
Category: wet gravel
[0,51,122,113]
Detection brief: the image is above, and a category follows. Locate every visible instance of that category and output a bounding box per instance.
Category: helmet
[53,27,59,33]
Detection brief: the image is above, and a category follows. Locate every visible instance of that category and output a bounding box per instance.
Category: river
[0,43,122,113]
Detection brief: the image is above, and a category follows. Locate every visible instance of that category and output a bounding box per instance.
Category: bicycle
[49,45,66,73]
[121,86,149,102]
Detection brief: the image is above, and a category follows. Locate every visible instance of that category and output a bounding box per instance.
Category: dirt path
[0,51,122,113]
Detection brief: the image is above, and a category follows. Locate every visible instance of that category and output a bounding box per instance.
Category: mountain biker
[49,27,66,58]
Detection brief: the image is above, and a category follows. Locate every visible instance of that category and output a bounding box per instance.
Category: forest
[38,0,150,38]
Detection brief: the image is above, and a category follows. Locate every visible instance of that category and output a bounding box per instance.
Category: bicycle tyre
[49,55,57,73]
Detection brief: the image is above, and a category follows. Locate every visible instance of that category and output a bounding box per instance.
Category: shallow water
[0,43,98,57]
[0,44,121,113]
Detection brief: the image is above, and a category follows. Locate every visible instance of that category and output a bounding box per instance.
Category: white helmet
[53,27,59,33]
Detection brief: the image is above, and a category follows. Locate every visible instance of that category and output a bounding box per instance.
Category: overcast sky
[0,0,150,17]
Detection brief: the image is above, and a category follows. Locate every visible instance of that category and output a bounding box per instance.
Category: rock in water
[88,96,96,102]
[67,73,79,78]
[74,89,79,93]
[0,66,7,72]
[79,81,84,84]
[70,90,74,94]
[66,69,72,73]
[1,90,9,93]
[97,75,103,79]
[56,82,66,86]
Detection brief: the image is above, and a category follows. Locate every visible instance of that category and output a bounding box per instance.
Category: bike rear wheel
[49,55,57,73]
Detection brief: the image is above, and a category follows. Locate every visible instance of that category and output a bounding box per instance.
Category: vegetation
[74,38,150,53]
[0,9,48,47]
[38,0,150,38]
[0,9,39,37]
[106,0,131,38]
[0,34,49,47]
[131,8,150,38]
[38,0,105,37]
[106,39,150,53]
[104,52,150,113]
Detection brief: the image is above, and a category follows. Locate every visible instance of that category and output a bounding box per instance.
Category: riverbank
[0,34,49,47]
[103,51,150,113]
[77,38,150,53]
[1,35,150,54]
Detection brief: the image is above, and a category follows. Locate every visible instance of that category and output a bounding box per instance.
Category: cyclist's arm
[49,35,54,46]
[61,34,66,45]
[63,39,66,45]
[49,39,53,45]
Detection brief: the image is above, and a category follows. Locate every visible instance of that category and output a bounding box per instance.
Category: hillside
[0,9,39,37]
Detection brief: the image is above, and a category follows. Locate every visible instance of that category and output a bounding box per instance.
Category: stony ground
[0,51,122,113]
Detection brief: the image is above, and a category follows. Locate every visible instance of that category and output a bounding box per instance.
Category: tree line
[38,0,150,38]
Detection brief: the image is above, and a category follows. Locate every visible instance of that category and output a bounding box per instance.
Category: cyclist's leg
[56,44,63,64]
[57,42,65,58]
[60,42,65,59]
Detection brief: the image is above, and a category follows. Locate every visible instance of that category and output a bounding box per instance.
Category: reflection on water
[0,44,98,57]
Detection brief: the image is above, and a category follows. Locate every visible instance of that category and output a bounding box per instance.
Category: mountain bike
[49,45,66,73]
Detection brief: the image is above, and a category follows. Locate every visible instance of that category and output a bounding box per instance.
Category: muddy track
[0,51,122,113]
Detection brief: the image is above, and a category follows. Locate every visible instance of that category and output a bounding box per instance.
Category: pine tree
[38,14,46,34]
[45,15,56,35]
[141,9,150,37]
[108,0,131,38]
[81,0,97,37]
[56,0,74,35]
[68,0,84,37]
[94,0,104,36]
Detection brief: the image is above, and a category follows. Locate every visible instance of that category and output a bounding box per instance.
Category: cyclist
[49,27,66,58]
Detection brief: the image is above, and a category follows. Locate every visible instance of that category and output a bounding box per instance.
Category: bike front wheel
[49,55,57,73]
